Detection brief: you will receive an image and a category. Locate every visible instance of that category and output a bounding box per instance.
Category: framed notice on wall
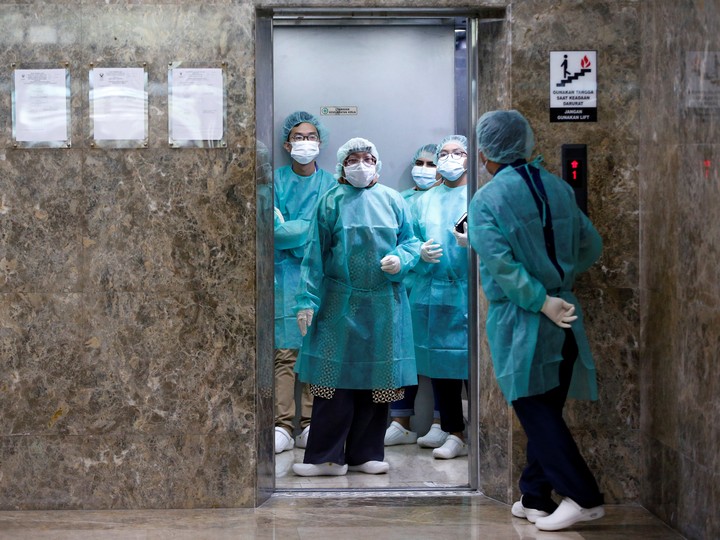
[12,65,71,148]
[685,51,720,110]
[168,63,227,148]
[549,51,597,122]
[89,65,148,148]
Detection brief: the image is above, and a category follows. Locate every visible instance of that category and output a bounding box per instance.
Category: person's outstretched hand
[541,296,577,328]
[420,239,443,263]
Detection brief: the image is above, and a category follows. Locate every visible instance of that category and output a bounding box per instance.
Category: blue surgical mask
[437,157,466,181]
[411,166,437,189]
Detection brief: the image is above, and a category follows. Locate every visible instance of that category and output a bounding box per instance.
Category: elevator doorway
[256,9,482,493]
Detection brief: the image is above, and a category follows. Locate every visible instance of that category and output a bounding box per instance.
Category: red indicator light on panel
[570,160,580,180]
[561,144,588,215]
[704,159,711,178]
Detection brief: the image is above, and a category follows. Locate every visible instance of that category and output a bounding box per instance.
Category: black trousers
[512,330,604,512]
[432,378,467,434]
[303,389,388,466]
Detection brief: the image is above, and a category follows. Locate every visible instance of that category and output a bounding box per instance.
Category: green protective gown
[468,158,603,404]
[294,182,421,390]
[400,186,425,205]
[399,187,427,293]
[410,183,469,379]
[274,165,336,349]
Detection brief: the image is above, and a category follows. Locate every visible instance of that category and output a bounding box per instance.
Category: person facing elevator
[468,109,605,531]
[273,111,336,454]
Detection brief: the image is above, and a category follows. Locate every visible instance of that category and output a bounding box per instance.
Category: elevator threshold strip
[273,488,483,498]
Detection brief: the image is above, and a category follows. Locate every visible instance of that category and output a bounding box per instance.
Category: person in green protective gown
[273,111,336,454]
[399,143,441,204]
[292,137,421,477]
[384,143,444,448]
[408,134,470,460]
[468,109,605,531]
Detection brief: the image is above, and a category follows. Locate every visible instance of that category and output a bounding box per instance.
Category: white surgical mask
[290,140,320,165]
[437,157,466,181]
[344,162,376,188]
[411,166,437,189]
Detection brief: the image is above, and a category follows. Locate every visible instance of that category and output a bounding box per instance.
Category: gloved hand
[451,221,468,248]
[420,239,443,264]
[380,255,401,274]
[296,309,314,337]
[541,295,577,328]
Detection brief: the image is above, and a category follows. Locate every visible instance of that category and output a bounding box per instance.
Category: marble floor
[0,495,685,539]
[0,429,684,539]
[276,439,469,489]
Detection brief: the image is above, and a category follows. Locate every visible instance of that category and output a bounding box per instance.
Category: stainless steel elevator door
[273,24,456,192]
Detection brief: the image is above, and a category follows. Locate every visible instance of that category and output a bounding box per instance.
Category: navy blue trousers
[303,389,388,466]
[512,330,604,512]
[433,378,467,434]
[390,377,441,418]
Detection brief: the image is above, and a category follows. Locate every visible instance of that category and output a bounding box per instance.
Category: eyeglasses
[438,150,468,161]
[345,156,377,166]
[290,133,319,142]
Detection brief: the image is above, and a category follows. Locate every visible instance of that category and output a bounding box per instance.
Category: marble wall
[640,2,720,540]
[0,3,269,509]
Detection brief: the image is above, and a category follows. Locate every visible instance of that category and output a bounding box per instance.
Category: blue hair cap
[335,137,382,179]
[282,111,328,143]
[413,143,438,165]
[476,110,535,164]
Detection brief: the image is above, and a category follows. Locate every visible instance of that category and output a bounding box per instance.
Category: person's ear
[283,141,292,153]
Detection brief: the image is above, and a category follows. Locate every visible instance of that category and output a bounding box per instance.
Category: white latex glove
[380,255,401,275]
[420,239,443,264]
[541,295,578,328]
[451,221,468,248]
[296,309,314,337]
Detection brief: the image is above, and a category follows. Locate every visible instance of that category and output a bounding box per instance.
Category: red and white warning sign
[550,51,597,122]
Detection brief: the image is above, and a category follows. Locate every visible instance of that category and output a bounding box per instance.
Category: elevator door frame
[256,7,485,495]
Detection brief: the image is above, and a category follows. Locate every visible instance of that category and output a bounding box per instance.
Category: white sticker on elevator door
[320,106,358,116]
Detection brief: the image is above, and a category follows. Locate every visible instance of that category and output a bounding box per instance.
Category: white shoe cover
[348,461,390,474]
[417,424,449,448]
[384,421,418,446]
[432,434,468,459]
[534,497,605,531]
[292,462,348,477]
[295,425,310,449]
[274,427,294,454]
[511,498,550,523]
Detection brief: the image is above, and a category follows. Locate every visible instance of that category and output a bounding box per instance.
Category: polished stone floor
[0,430,683,539]
[0,495,685,539]
[276,438,469,489]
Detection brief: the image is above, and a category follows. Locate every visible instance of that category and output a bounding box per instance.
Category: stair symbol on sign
[557,68,592,87]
